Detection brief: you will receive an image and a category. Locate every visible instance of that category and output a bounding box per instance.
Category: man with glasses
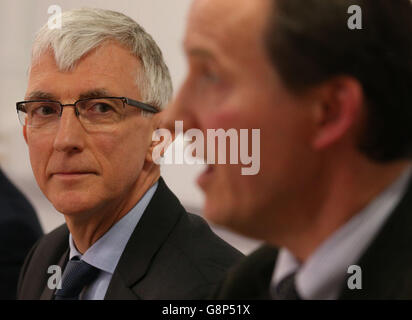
[17,8,242,300]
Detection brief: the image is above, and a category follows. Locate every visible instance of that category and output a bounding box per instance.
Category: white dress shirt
[271,167,412,300]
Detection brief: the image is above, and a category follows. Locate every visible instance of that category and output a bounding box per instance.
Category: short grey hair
[31,7,173,110]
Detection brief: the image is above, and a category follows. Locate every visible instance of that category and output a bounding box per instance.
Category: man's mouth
[51,171,97,179]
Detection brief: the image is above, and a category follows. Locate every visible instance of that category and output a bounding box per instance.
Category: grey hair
[31,7,173,110]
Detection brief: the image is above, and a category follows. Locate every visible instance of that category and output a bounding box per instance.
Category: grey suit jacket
[17,178,243,299]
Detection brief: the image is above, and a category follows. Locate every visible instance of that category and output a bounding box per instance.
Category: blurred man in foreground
[17,8,242,300]
[167,0,412,299]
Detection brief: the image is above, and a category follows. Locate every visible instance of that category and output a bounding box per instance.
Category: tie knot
[54,259,100,300]
[272,271,301,300]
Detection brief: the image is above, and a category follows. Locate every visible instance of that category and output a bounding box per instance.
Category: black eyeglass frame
[16,96,159,120]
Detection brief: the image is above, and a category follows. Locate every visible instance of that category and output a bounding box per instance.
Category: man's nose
[53,106,85,153]
[162,89,196,134]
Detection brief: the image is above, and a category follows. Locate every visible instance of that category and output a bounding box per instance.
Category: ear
[312,77,364,150]
[145,111,175,163]
[23,124,28,144]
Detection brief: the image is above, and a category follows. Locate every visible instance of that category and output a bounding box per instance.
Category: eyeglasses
[16,97,159,131]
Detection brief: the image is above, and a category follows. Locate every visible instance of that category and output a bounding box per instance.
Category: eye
[33,105,58,116]
[202,67,221,84]
[89,102,114,113]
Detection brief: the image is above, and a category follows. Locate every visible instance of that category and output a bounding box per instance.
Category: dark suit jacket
[214,177,412,299]
[17,177,243,300]
[0,169,43,300]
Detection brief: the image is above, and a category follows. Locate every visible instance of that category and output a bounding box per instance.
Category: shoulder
[129,178,244,299]
[132,211,244,299]
[213,245,278,299]
[17,224,69,299]
[35,224,69,252]
[167,211,244,281]
[153,178,243,273]
[26,224,69,270]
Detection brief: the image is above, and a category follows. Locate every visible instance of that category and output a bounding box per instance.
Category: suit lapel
[103,272,140,300]
[40,248,69,300]
[104,178,183,299]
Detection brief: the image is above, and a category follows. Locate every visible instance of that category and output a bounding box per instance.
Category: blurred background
[0,0,260,254]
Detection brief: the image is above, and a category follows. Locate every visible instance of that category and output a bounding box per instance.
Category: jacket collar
[40,248,69,300]
[104,178,184,299]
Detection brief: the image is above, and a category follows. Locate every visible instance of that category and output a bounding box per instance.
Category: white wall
[0,0,260,254]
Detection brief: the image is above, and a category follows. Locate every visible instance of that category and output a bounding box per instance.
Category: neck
[66,165,160,254]
[267,155,411,263]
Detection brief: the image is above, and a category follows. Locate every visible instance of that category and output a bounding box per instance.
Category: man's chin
[204,196,261,238]
[48,193,97,217]
[204,197,236,227]
[53,203,94,217]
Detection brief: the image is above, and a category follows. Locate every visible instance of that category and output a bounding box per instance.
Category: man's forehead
[185,0,271,56]
[25,88,112,101]
[32,43,138,71]
[26,44,141,100]
[189,0,268,26]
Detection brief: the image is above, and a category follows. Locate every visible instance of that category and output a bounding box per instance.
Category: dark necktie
[272,272,301,300]
[54,259,100,300]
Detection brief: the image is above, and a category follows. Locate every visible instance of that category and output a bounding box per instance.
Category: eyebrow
[26,91,57,100]
[25,88,112,101]
[78,89,111,100]
[186,47,216,61]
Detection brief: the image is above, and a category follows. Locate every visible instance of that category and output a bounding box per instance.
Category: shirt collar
[69,181,158,274]
[272,167,412,300]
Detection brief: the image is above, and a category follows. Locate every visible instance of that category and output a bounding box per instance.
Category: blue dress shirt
[68,181,158,300]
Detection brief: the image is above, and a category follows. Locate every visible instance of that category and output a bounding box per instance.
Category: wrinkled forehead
[185,0,271,52]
